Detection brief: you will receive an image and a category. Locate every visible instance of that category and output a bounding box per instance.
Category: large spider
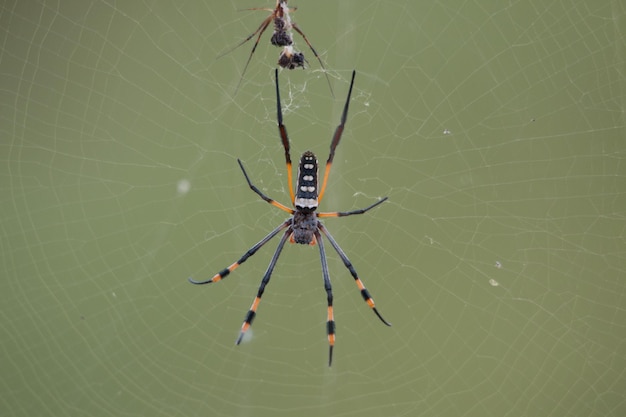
[189,69,390,366]
[223,0,333,95]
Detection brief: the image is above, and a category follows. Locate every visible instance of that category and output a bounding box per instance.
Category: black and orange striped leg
[236,228,292,344]
[314,230,335,366]
[318,223,391,327]
[274,69,295,204]
[188,220,291,285]
[318,70,356,202]
[317,197,388,219]
[238,159,295,214]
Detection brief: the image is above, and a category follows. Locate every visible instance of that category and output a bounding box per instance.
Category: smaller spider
[189,69,391,366]
[221,0,333,95]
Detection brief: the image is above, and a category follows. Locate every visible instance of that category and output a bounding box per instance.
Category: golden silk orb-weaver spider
[189,69,390,366]
[220,0,333,96]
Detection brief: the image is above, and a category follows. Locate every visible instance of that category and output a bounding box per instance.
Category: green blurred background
[2,1,625,416]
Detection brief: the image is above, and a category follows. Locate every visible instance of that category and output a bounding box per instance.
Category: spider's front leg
[235,228,292,345]
[188,220,290,285]
[318,223,391,327]
[314,230,336,366]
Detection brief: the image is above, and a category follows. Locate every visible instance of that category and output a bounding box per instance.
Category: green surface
[2,1,625,416]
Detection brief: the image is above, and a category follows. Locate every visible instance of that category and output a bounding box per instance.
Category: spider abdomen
[271,18,293,47]
[291,211,318,245]
[294,151,319,212]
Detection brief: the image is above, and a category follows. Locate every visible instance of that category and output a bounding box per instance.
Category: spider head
[294,151,318,212]
[291,210,318,245]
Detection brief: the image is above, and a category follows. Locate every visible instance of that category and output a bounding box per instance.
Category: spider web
[2,0,625,416]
